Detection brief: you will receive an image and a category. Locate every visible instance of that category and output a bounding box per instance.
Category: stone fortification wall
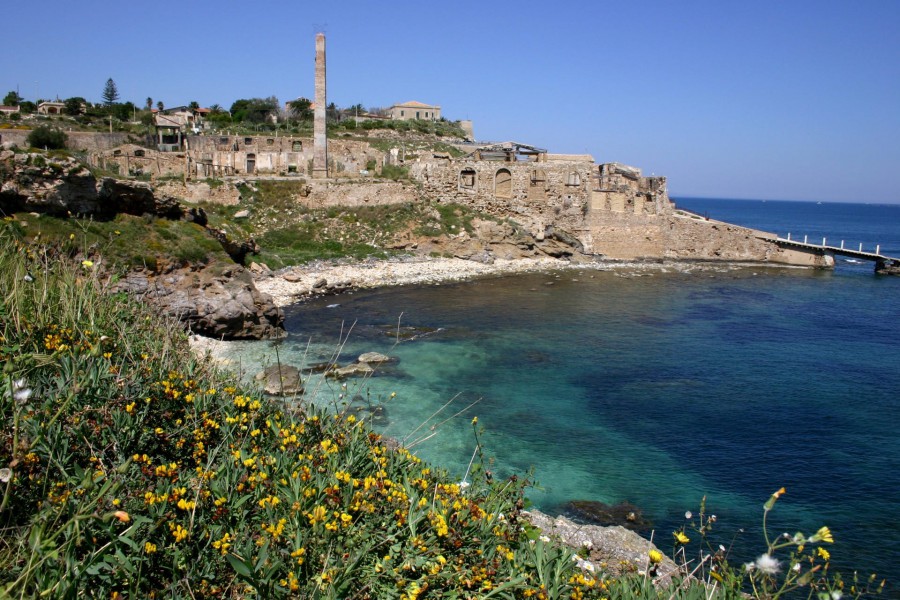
[587,209,832,267]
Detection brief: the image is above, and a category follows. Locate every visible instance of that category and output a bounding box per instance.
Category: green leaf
[227,553,252,579]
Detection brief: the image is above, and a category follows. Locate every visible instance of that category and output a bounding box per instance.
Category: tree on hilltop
[230,97,279,123]
[145,97,153,110]
[3,91,23,106]
[157,100,164,111]
[102,78,120,105]
[64,97,87,116]
[287,97,313,121]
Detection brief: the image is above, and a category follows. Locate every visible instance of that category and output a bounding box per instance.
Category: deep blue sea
[220,198,900,588]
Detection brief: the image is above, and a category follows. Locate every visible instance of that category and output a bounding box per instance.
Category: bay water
[219,198,900,585]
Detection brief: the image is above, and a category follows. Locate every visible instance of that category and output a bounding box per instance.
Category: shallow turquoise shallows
[219,199,900,586]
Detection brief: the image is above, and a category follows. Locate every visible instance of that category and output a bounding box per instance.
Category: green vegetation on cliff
[0,225,881,598]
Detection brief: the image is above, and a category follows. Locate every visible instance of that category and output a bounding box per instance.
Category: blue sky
[5,0,899,203]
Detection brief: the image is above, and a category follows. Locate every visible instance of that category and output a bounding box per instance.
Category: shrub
[26,126,67,150]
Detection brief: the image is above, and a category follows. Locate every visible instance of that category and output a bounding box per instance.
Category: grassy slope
[0,225,637,598]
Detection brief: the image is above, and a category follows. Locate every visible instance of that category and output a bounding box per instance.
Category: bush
[26,126,67,150]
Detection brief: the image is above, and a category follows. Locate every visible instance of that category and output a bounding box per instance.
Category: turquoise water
[220,199,900,586]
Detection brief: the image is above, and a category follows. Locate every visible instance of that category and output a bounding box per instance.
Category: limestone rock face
[114,264,284,340]
[0,154,181,219]
[255,364,304,395]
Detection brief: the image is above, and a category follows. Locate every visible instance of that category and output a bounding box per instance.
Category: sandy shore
[253,255,584,307]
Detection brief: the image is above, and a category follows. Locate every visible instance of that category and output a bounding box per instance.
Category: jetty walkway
[762,235,900,274]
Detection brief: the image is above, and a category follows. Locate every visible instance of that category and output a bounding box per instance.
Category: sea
[217,198,900,588]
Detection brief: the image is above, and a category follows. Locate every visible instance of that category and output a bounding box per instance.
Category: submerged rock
[255,364,304,396]
[381,325,442,341]
[327,362,375,379]
[561,500,652,532]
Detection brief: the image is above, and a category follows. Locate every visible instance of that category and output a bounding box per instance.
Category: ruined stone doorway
[495,168,512,198]
[246,154,256,174]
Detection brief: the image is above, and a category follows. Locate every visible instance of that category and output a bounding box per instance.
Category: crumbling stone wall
[409,158,595,245]
[92,144,184,178]
[184,135,379,178]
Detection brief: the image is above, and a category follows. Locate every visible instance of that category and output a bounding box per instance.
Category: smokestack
[313,32,327,178]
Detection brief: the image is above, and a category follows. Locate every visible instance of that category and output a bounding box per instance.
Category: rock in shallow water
[561,500,652,532]
[358,352,394,364]
[255,364,304,396]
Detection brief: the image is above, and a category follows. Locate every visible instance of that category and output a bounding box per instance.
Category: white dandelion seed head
[13,388,32,403]
[0,468,11,483]
[13,379,27,391]
[719,545,726,553]
[755,554,781,575]
[831,592,842,600]
[685,511,693,519]
[792,563,801,572]
[744,562,756,572]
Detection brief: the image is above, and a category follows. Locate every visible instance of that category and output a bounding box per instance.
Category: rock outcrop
[525,510,679,583]
[113,264,283,340]
[1,151,282,340]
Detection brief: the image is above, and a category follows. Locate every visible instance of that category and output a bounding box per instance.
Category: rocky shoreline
[252,255,581,306]
[251,253,785,308]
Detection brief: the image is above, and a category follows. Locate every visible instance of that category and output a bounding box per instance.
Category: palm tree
[145,97,153,111]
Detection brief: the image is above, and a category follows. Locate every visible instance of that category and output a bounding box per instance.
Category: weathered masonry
[180,135,380,179]
[407,141,829,267]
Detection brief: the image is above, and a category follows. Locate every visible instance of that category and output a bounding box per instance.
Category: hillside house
[37,101,66,115]
[389,101,441,121]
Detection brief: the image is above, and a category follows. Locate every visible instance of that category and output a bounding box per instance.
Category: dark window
[459,168,477,190]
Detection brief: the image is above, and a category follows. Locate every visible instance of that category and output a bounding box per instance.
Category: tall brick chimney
[313,32,327,179]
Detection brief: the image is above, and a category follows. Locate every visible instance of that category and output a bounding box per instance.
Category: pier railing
[762,233,900,274]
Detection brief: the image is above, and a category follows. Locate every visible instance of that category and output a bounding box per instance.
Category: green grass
[6,212,230,271]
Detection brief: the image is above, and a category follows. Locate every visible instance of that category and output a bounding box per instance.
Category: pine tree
[102,78,119,105]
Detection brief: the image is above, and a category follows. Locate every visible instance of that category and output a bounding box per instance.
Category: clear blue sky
[5,0,899,203]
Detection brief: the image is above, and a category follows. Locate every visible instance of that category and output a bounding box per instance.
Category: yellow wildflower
[673,531,690,545]
[649,549,663,564]
[812,526,834,543]
[817,547,831,561]
[144,542,157,554]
